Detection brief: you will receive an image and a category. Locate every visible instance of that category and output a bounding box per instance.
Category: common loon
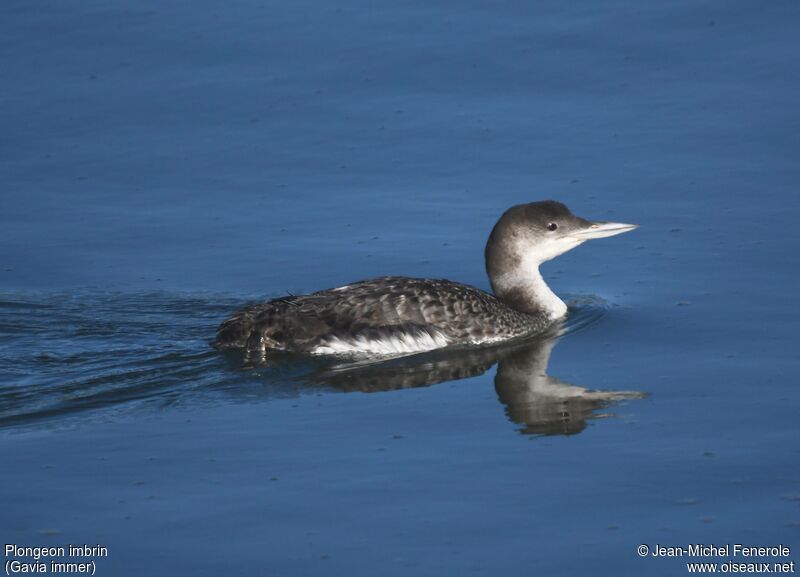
[215,200,637,356]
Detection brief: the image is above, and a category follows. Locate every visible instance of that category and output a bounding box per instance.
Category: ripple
[0,291,245,428]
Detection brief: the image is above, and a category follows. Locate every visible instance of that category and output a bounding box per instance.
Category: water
[2,0,798,575]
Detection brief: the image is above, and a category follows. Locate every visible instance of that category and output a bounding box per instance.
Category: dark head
[485,201,637,316]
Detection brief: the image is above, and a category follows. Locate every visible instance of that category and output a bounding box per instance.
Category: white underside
[311,329,452,356]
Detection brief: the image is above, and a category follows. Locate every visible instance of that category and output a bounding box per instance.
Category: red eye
[547,222,558,231]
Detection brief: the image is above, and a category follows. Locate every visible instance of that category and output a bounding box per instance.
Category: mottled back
[215,276,547,354]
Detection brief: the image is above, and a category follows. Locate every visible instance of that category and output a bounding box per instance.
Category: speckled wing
[215,276,539,355]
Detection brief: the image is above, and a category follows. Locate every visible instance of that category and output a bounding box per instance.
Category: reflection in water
[492,337,644,435]
[292,324,645,436]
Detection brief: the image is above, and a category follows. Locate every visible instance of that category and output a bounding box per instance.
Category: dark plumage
[215,201,637,356]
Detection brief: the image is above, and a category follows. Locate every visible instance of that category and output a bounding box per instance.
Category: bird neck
[484,217,569,320]
[489,265,567,319]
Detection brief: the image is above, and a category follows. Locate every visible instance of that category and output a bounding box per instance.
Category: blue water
[2,0,798,575]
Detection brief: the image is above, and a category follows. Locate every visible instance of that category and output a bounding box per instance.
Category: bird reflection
[491,337,644,435]
[274,326,645,436]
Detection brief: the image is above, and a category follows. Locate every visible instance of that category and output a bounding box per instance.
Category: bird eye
[547,222,558,231]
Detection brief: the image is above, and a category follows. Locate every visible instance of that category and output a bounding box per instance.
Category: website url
[687,561,796,573]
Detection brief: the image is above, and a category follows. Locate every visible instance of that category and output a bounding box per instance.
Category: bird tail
[213,302,268,349]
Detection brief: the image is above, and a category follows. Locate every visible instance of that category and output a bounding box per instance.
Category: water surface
[1,0,798,575]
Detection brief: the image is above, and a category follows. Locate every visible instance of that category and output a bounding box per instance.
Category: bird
[214,200,637,356]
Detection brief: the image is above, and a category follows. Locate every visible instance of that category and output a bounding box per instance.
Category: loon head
[485,200,638,316]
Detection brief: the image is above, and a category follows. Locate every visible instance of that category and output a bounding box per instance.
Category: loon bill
[215,200,638,356]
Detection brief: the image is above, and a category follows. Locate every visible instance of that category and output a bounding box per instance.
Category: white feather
[312,329,451,355]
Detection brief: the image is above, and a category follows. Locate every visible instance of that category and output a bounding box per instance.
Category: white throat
[527,267,568,319]
[492,264,567,320]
